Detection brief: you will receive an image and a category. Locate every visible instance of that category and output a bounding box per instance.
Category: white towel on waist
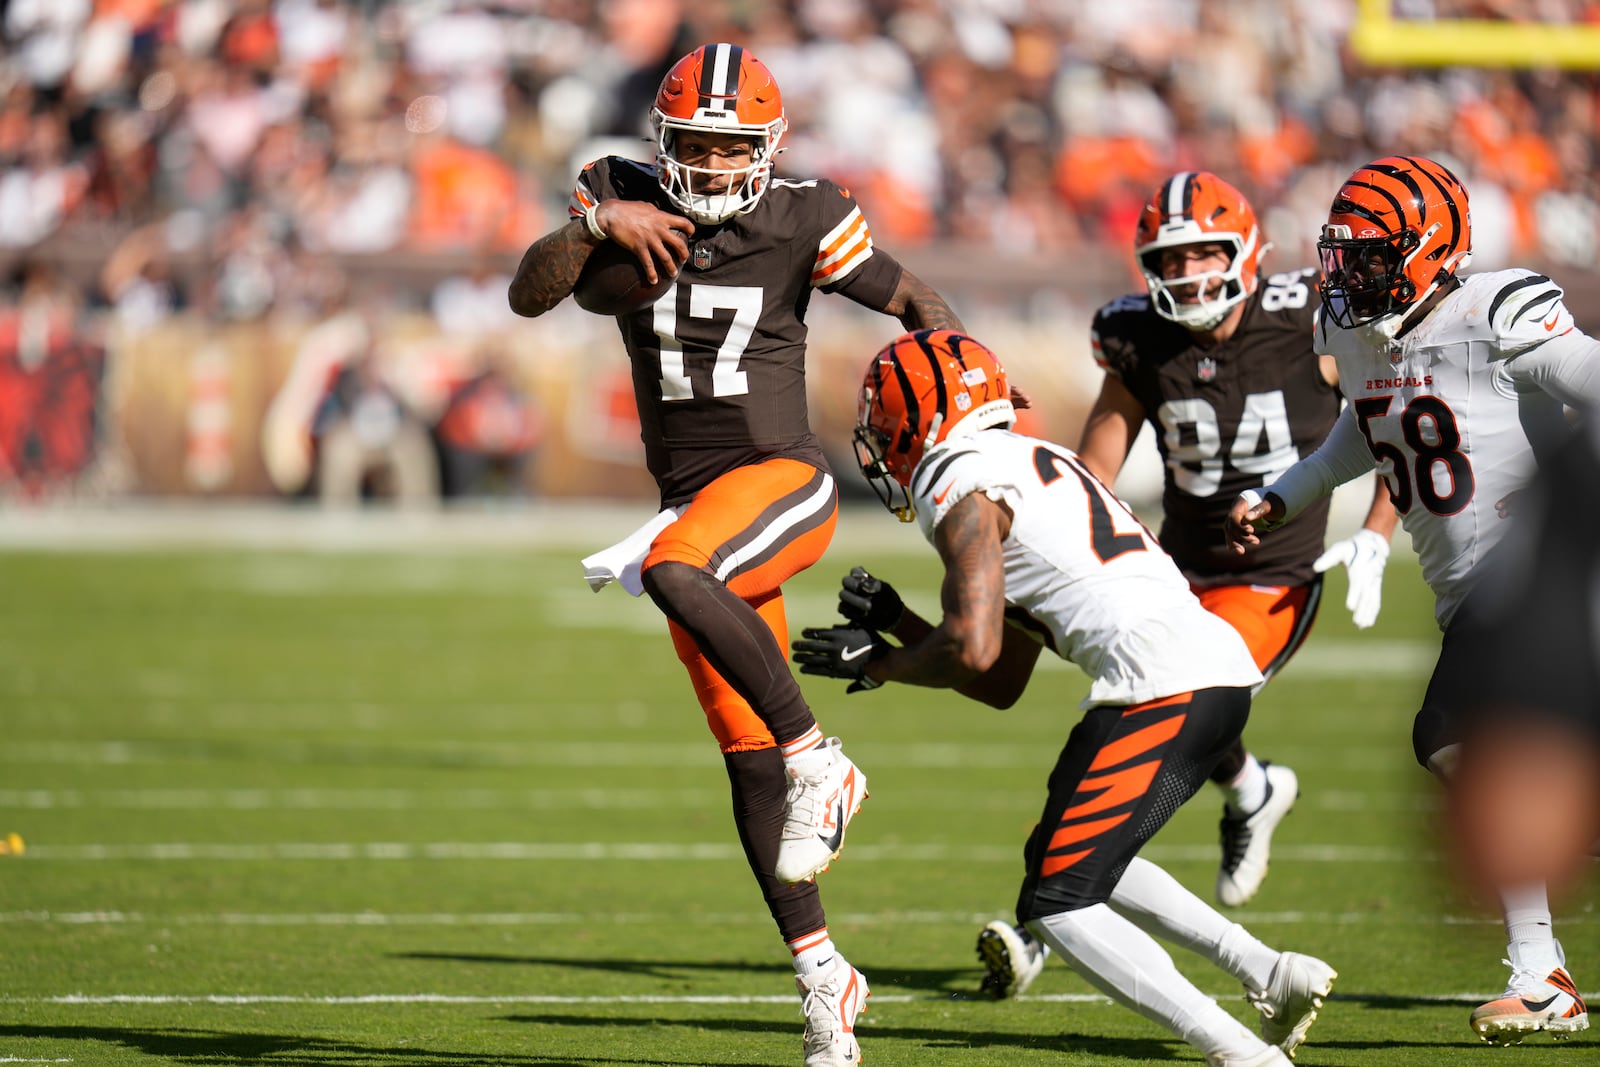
[580,507,683,596]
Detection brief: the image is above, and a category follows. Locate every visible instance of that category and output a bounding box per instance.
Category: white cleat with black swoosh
[776,737,868,885]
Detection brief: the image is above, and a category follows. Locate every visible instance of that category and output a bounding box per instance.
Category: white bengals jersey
[1310,268,1598,627]
[912,429,1263,708]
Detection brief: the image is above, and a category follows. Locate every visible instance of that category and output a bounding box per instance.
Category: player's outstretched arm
[876,268,965,333]
[1076,375,1144,486]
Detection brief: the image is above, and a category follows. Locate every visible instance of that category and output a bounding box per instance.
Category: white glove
[1313,528,1390,630]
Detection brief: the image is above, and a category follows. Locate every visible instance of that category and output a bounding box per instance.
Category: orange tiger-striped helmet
[1317,155,1472,329]
[651,43,788,224]
[1134,172,1265,330]
[855,330,1013,522]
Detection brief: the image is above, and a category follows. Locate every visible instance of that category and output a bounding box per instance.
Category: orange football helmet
[855,330,1014,522]
[651,43,787,224]
[1317,155,1472,329]
[1134,171,1265,330]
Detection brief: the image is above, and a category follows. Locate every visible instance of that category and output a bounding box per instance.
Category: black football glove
[791,625,890,693]
[838,566,904,632]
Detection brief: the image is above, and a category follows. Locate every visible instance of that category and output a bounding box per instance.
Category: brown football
[572,242,677,317]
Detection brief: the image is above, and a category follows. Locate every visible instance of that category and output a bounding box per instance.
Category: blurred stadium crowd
[2,0,1599,501]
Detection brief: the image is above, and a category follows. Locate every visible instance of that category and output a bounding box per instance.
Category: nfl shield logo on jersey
[1197,357,1217,383]
[691,245,714,271]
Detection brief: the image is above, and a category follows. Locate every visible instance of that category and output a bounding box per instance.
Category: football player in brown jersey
[973,172,1398,1001]
[508,43,962,1067]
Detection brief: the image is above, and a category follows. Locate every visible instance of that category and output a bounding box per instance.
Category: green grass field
[1,510,1595,1066]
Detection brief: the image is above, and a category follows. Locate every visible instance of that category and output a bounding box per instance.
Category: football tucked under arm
[571,240,677,317]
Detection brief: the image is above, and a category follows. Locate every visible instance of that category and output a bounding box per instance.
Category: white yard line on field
[0,787,1441,812]
[11,841,1428,863]
[4,990,1590,1006]
[1,740,1404,770]
[0,909,1535,927]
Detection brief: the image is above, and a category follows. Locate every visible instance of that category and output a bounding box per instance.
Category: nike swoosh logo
[819,799,846,852]
[839,644,873,662]
[1521,994,1559,1012]
[933,481,955,505]
[1544,311,1561,331]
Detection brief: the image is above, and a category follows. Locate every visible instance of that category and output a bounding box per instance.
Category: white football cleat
[1247,950,1337,1056]
[1470,943,1588,1043]
[976,920,1049,999]
[1217,762,1298,907]
[797,955,869,1067]
[776,737,867,885]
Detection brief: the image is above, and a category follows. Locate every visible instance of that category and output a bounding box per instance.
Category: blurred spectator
[0,103,88,247]
[0,262,104,499]
[2,0,1598,263]
[99,219,190,335]
[432,348,542,499]
[314,339,437,509]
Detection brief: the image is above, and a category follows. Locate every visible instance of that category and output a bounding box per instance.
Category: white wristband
[1237,489,1264,511]
[582,203,608,241]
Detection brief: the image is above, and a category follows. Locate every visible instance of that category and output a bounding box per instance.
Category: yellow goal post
[1350,0,1600,69]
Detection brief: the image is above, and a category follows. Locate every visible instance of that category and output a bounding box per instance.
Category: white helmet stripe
[709,43,734,98]
[1165,171,1195,219]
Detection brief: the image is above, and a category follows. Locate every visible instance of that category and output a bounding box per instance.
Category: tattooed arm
[865,492,1040,708]
[881,267,965,332]
[508,201,694,318]
[508,221,597,318]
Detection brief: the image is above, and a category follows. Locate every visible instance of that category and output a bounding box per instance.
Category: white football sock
[1218,752,1267,814]
[1109,857,1279,990]
[1501,883,1559,971]
[789,927,838,977]
[1027,904,1270,1061]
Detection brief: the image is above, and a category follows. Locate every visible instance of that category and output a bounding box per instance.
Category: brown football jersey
[1090,269,1339,587]
[569,157,902,506]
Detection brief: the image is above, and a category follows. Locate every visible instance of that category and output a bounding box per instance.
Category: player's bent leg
[642,560,817,742]
[1196,583,1318,908]
[643,459,838,749]
[1007,688,1269,1060]
[1026,905,1289,1066]
[1109,858,1335,1058]
[976,920,1049,999]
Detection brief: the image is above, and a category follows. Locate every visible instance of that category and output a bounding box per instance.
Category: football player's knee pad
[640,558,718,614]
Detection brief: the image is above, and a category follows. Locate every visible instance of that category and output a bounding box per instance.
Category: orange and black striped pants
[1015,686,1252,920]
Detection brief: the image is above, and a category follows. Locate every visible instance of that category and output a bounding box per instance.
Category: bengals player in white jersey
[1229,155,1600,1044]
[793,330,1336,1067]
[508,44,962,1067]
[1067,173,1398,926]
